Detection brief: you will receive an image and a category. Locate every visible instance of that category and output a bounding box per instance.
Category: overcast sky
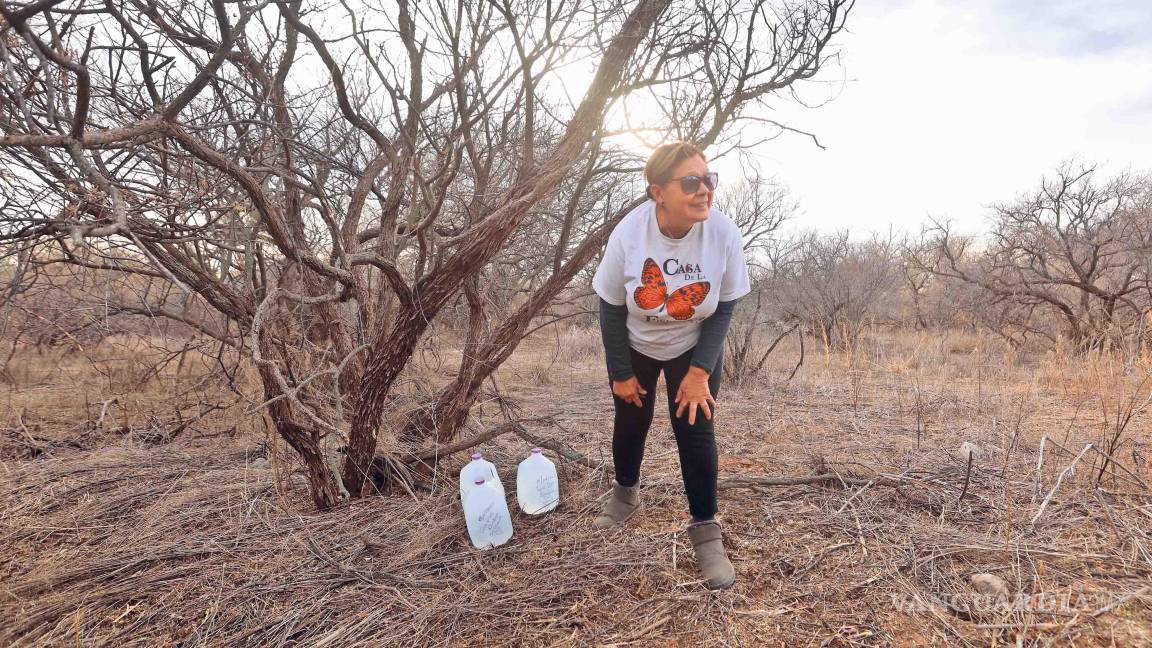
[709,0,1152,236]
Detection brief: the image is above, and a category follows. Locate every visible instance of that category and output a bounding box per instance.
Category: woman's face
[650,155,713,224]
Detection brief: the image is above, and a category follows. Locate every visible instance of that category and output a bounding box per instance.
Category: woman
[591,141,750,590]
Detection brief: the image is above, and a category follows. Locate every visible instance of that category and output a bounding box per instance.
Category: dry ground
[1,328,1150,646]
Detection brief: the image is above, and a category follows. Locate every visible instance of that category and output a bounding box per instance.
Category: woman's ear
[648,184,662,204]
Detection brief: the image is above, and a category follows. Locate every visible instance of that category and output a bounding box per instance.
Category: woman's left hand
[675,366,717,425]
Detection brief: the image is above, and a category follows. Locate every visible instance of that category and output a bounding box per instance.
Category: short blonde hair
[645,142,706,199]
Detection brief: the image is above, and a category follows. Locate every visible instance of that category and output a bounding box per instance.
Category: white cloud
[709,0,1152,236]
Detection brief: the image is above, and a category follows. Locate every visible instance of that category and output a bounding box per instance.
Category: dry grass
[1,328,1151,646]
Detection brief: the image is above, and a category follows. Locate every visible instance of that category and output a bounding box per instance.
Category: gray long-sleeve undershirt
[599,297,739,381]
[690,298,738,373]
[599,298,635,381]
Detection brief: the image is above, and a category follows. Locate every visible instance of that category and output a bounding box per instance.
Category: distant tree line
[722,162,1151,384]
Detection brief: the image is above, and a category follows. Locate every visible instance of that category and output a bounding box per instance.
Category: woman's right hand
[612,376,647,408]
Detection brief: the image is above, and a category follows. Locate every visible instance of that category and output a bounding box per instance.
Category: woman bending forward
[591,142,751,590]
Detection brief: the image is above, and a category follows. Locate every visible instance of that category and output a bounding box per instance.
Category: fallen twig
[957,450,974,503]
[511,424,605,471]
[719,473,902,490]
[1031,443,1093,526]
[406,417,553,463]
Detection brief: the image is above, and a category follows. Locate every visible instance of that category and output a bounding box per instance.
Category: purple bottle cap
[531,447,542,454]
[471,452,483,461]
[474,478,485,485]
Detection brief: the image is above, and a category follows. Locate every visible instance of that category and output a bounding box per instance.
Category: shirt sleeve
[718,231,752,302]
[599,298,634,381]
[690,298,739,373]
[592,233,628,306]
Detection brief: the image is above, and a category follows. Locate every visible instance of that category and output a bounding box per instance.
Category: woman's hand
[675,366,717,425]
[611,376,647,408]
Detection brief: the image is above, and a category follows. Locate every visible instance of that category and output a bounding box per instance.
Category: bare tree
[923,163,1152,352]
[716,173,797,384]
[771,230,899,351]
[898,234,934,330]
[0,0,853,507]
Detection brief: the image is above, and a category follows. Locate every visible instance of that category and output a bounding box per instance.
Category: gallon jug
[460,452,503,501]
[516,448,559,515]
[462,477,513,550]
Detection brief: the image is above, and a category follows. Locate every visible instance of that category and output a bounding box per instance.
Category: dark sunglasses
[666,172,718,194]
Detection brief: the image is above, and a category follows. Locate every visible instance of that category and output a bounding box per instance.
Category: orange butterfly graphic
[633,258,710,320]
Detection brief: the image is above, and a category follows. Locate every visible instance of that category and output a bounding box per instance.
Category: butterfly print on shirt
[633,258,710,320]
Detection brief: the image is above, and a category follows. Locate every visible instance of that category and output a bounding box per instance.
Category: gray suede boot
[686,519,736,590]
[592,481,640,529]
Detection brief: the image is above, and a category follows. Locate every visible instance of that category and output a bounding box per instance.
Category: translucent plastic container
[462,477,514,549]
[516,448,559,515]
[460,452,503,502]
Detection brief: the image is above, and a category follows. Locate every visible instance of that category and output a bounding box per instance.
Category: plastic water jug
[462,477,513,549]
[516,448,559,514]
[460,452,503,501]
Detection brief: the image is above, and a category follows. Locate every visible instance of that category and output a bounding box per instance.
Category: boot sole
[706,573,736,590]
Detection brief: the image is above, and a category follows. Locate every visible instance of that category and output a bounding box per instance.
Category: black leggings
[610,345,722,521]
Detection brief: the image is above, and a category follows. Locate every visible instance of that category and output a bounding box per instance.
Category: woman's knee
[671,419,716,450]
[668,402,717,432]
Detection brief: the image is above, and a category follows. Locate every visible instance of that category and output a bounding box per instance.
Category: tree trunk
[343,303,434,496]
[286,420,343,509]
[257,368,341,509]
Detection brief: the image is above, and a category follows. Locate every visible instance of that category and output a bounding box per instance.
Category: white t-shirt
[592,200,752,361]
